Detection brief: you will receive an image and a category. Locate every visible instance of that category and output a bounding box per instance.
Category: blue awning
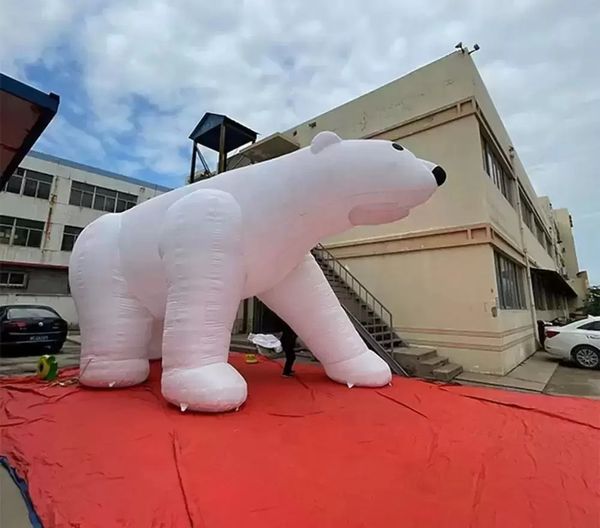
[0,74,59,190]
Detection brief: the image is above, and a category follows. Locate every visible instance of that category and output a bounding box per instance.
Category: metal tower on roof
[188,113,257,182]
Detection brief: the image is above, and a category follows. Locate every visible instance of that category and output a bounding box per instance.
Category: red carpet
[1,355,599,528]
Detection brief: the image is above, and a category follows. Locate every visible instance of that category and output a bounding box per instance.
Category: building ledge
[531,267,578,298]
[239,133,300,163]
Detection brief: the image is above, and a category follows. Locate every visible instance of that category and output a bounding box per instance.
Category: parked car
[544,316,600,369]
[0,305,68,354]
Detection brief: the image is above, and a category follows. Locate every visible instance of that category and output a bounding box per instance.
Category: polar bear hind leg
[70,214,153,388]
[158,189,247,413]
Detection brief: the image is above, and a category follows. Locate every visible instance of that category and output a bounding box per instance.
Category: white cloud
[2,0,598,281]
[35,114,106,163]
[0,0,98,77]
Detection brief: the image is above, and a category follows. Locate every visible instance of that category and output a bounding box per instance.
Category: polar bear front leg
[259,253,392,387]
[158,189,247,412]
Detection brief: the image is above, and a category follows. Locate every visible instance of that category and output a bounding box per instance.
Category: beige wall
[332,243,537,374]
[554,208,580,278]
[554,208,588,308]
[283,52,476,147]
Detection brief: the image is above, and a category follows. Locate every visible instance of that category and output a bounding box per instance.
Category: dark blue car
[0,305,67,354]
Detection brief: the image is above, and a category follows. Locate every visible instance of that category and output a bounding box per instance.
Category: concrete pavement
[457,350,600,399]
[456,352,559,392]
[0,341,80,378]
[0,468,31,528]
[544,358,600,398]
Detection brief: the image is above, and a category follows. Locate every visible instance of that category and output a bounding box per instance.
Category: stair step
[376,339,405,348]
[393,346,437,362]
[414,356,449,377]
[431,363,463,381]
[363,325,388,332]
[420,356,449,368]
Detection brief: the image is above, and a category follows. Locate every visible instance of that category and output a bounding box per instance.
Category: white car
[544,316,600,369]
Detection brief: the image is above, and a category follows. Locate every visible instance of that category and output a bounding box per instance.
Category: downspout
[511,147,540,348]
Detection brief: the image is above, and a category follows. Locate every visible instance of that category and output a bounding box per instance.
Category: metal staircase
[311,244,463,381]
[311,245,408,376]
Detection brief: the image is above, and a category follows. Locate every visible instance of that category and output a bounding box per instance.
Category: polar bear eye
[392,143,404,151]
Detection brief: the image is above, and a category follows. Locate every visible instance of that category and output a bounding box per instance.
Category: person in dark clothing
[280,322,297,377]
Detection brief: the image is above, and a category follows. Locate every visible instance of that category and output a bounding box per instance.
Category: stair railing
[311,244,407,376]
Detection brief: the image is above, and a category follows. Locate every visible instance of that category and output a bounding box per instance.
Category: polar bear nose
[432,166,446,187]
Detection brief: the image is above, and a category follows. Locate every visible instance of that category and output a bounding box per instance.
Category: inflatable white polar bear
[70,131,446,412]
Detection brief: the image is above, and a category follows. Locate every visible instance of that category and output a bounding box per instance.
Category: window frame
[69,180,138,212]
[3,167,53,200]
[0,215,45,248]
[482,136,514,206]
[532,272,547,310]
[519,187,555,259]
[0,270,28,289]
[61,225,84,252]
[494,251,527,310]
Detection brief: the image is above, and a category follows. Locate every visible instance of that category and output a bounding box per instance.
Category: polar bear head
[308,131,446,226]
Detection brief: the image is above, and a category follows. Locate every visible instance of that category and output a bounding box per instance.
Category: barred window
[61,225,84,251]
[3,167,53,199]
[494,252,526,310]
[69,180,137,212]
[0,216,45,248]
[482,137,514,206]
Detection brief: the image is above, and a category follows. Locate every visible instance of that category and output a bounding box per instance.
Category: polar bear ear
[310,131,342,154]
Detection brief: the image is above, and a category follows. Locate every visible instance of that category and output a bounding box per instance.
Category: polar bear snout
[432,165,446,187]
[417,158,446,188]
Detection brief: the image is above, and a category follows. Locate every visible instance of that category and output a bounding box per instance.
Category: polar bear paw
[161,363,248,413]
[323,350,392,387]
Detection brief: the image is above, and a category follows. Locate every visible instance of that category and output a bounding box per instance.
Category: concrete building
[1,151,169,325]
[237,51,588,374]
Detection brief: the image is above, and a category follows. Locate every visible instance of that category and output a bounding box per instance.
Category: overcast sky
[1,0,598,282]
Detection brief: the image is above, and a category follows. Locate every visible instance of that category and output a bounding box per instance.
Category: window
[579,321,600,331]
[69,180,137,212]
[0,270,28,288]
[546,289,557,310]
[532,272,568,312]
[92,186,117,212]
[532,273,547,310]
[535,222,545,248]
[61,225,84,251]
[482,137,514,205]
[0,216,45,248]
[494,252,526,310]
[545,234,552,254]
[7,307,58,319]
[520,191,534,231]
[5,168,24,193]
[519,189,554,257]
[3,168,53,199]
